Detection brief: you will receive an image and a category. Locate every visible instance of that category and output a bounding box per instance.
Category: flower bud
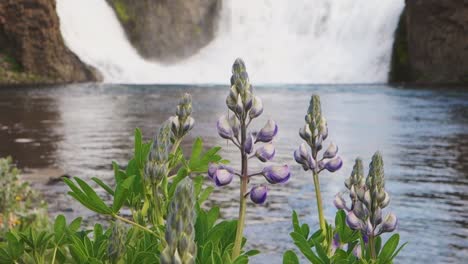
[380,192,390,208]
[183,117,195,134]
[373,207,383,226]
[171,116,180,135]
[352,243,362,259]
[217,115,233,139]
[299,143,309,160]
[250,185,268,204]
[208,163,217,179]
[380,213,398,234]
[353,201,368,220]
[365,219,374,236]
[319,117,328,140]
[299,125,312,141]
[323,156,343,172]
[363,190,372,208]
[229,115,240,138]
[236,94,244,115]
[333,194,348,210]
[346,211,363,230]
[262,165,290,184]
[255,143,275,162]
[323,142,338,159]
[244,133,254,154]
[226,86,238,112]
[213,167,234,186]
[256,119,278,143]
[249,96,263,119]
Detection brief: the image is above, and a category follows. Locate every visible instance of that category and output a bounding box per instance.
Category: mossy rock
[389,7,411,83]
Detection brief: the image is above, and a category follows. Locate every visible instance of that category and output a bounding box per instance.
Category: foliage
[0,157,48,237]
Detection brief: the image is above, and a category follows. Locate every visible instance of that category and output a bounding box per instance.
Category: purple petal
[244,133,254,154]
[208,163,217,179]
[250,185,268,204]
[256,119,278,143]
[352,244,362,258]
[249,96,263,119]
[217,115,233,139]
[333,194,348,211]
[365,219,374,236]
[255,143,276,162]
[262,165,290,184]
[323,142,338,159]
[214,168,234,186]
[380,213,398,234]
[293,149,305,165]
[324,156,343,172]
[346,211,363,230]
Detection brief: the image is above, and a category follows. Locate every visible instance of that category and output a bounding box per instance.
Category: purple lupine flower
[262,165,290,184]
[319,117,328,140]
[250,185,268,204]
[213,167,234,186]
[323,142,338,159]
[333,193,348,211]
[323,156,343,172]
[299,124,312,142]
[346,211,363,230]
[244,133,254,154]
[352,243,362,259]
[229,115,240,138]
[379,213,398,234]
[183,117,195,134]
[331,233,341,254]
[249,96,263,119]
[217,115,233,139]
[255,143,275,162]
[380,191,390,208]
[256,119,278,143]
[365,219,374,236]
[208,163,218,179]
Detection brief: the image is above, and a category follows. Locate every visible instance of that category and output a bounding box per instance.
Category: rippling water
[0,84,467,263]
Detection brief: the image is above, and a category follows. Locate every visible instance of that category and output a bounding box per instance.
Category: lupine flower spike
[209,58,290,259]
[334,152,398,259]
[160,178,197,264]
[294,95,343,236]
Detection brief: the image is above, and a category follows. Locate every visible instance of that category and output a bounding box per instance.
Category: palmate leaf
[290,232,324,264]
[188,138,222,173]
[63,177,113,215]
[112,175,136,213]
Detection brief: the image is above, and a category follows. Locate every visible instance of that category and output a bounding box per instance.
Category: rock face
[107,0,221,62]
[390,0,468,85]
[0,0,101,85]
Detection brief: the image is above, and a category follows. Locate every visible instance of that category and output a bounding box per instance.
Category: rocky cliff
[0,0,101,85]
[107,0,221,62]
[390,0,468,85]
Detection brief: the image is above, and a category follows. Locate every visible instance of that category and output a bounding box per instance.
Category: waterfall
[56,0,404,84]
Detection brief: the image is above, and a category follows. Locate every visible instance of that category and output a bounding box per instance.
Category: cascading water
[56,0,404,84]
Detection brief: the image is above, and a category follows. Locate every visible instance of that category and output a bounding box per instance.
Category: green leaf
[69,217,83,232]
[292,211,301,234]
[6,232,23,260]
[379,234,399,262]
[290,232,324,264]
[283,250,300,264]
[73,177,112,214]
[199,186,214,204]
[112,175,136,212]
[54,215,66,243]
[389,242,408,262]
[92,177,115,196]
[243,249,260,257]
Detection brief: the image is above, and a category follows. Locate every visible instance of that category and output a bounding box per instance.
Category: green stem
[369,235,376,260]
[232,119,248,259]
[112,214,158,237]
[51,246,58,264]
[170,138,182,155]
[312,171,326,235]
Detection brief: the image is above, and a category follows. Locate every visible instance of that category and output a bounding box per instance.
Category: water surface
[0,84,467,263]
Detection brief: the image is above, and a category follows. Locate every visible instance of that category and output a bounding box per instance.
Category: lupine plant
[209,58,290,259]
[293,95,343,246]
[284,95,405,264]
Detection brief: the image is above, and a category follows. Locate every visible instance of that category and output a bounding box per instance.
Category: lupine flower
[209,59,290,259]
[217,115,234,139]
[256,119,278,143]
[250,185,268,204]
[107,222,127,263]
[255,143,275,162]
[336,152,399,260]
[160,178,197,264]
[323,156,343,172]
[323,142,338,159]
[170,93,194,139]
[262,165,291,184]
[333,193,348,211]
[249,96,263,119]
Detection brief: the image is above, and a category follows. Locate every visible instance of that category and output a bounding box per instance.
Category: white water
[56,0,404,84]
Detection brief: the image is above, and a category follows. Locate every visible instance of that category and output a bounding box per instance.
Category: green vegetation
[111,0,131,23]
